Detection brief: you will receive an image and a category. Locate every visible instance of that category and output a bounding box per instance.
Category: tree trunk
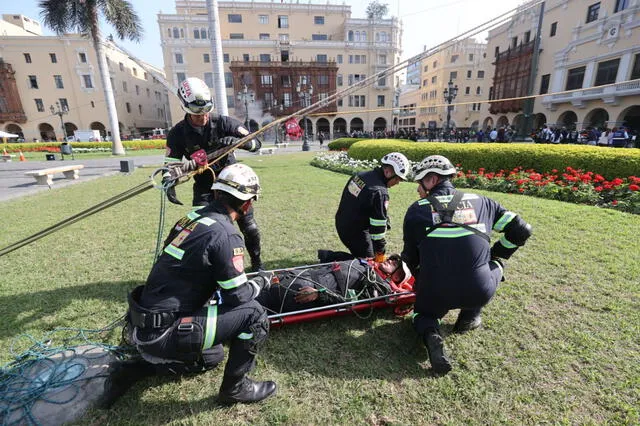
[90,16,125,155]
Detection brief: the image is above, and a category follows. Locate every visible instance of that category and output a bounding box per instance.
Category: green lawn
[0,153,638,424]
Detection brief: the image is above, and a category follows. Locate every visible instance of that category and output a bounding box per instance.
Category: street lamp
[50,101,69,141]
[269,99,284,144]
[442,80,458,141]
[236,84,254,130]
[296,77,313,151]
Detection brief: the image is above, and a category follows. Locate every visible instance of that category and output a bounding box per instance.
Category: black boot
[98,359,155,409]
[423,330,452,374]
[453,311,482,333]
[219,376,277,404]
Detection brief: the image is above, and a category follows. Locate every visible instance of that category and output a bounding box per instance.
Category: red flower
[629,184,640,191]
[594,186,603,192]
[612,200,618,206]
[518,188,525,193]
[516,179,526,185]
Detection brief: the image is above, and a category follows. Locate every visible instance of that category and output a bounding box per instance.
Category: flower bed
[311,152,640,214]
[2,140,166,153]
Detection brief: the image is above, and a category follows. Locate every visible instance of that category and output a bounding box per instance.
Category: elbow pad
[504,218,532,247]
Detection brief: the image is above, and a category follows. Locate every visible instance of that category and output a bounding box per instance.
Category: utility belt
[128,285,178,330]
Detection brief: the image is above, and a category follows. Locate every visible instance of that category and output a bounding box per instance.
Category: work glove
[219,136,239,146]
[162,172,183,205]
[374,252,386,263]
[250,271,275,292]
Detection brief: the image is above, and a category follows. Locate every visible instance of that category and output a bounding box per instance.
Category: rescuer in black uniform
[329,152,411,263]
[402,155,532,374]
[103,164,276,407]
[165,77,264,271]
[256,255,412,313]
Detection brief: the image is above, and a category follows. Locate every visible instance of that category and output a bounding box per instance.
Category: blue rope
[0,318,129,426]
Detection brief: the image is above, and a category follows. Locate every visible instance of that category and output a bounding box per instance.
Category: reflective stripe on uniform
[164,244,185,260]
[164,157,181,163]
[371,232,386,241]
[192,206,205,211]
[202,304,218,350]
[237,332,253,340]
[426,227,475,238]
[369,217,387,226]
[197,217,216,226]
[499,235,518,248]
[218,273,248,289]
[418,199,430,206]
[187,211,200,221]
[493,211,516,231]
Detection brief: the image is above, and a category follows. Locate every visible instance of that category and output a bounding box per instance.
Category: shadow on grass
[0,280,140,340]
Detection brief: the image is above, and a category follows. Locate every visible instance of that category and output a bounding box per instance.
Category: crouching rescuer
[402,155,532,374]
[103,164,276,407]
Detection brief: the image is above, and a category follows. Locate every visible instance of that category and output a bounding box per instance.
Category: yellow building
[158,0,402,137]
[0,14,171,141]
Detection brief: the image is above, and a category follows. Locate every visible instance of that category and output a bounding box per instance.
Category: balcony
[542,79,640,110]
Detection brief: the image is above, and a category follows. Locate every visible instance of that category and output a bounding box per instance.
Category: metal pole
[206,0,228,115]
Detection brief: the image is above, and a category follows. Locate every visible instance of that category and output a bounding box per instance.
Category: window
[468,54,474,61]
[83,75,93,89]
[126,102,131,113]
[281,50,289,62]
[465,87,470,95]
[424,65,428,72]
[260,74,273,86]
[449,71,457,80]
[34,98,44,112]
[477,70,485,79]
[173,27,179,38]
[227,95,235,108]
[283,92,292,107]
[28,75,38,89]
[337,54,343,64]
[228,14,242,23]
[511,36,518,48]
[132,67,137,76]
[259,54,271,62]
[631,54,640,80]
[524,30,531,43]
[348,95,365,107]
[348,30,354,41]
[278,15,288,28]
[54,75,64,89]
[200,28,207,39]
[203,72,213,88]
[476,86,481,95]
[494,46,500,57]
[138,104,143,114]
[203,53,210,63]
[144,72,148,80]
[539,74,550,94]
[337,74,343,86]
[259,33,270,40]
[312,34,328,40]
[230,33,244,40]
[281,75,291,87]
[91,101,95,108]
[316,54,327,63]
[146,88,150,97]
[119,62,124,71]
[318,75,329,85]
[337,98,343,107]
[314,16,325,25]
[177,72,186,83]
[193,28,200,39]
[243,54,250,62]
[378,54,387,65]
[123,82,128,92]
[423,79,428,87]
[175,53,183,64]
[586,3,600,23]
[615,0,629,13]
[224,72,233,88]
[566,66,586,90]
[431,76,437,84]
[451,54,458,63]
[79,52,87,63]
[433,60,437,68]
[135,85,140,95]
[467,70,472,79]
[58,98,69,111]
[259,15,268,24]
[377,76,386,87]
[49,53,57,63]
[279,33,289,42]
[594,58,620,86]
[377,95,385,107]
[24,53,32,63]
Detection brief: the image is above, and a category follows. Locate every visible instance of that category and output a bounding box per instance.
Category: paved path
[0,141,327,202]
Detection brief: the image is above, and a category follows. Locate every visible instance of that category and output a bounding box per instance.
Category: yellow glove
[374,252,385,263]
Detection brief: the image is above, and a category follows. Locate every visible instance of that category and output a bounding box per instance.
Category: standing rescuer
[402,155,532,374]
[103,164,276,407]
[165,77,265,271]
[330,152,411,262]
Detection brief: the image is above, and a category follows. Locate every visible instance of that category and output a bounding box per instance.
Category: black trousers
[336,219,374,259]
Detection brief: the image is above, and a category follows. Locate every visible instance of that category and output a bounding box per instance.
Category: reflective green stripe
[426,227,475,238]
[237,332,253,340]
[197,217,216,226]
[499,235,518,249]
[218,273,247,289]
[187,211,200,221]
[370,232,386,241]
[418,199,430,205]
[411,312,419,320]
[192,206,205,211]
[369,217,387,226]
[493,211,516,231]
[202,304,218,350]
[164,244,184,260]
[164,157,181,163]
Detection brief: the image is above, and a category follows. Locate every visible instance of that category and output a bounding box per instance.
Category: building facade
[0,14,171,141]
[158,0,402,138]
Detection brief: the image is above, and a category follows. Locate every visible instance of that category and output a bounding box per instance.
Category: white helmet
[177,77,213,115]
[381,152,410,180]
[413,155,456,181]
[211,164,261,201]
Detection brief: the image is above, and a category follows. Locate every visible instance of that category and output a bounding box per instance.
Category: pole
[206,0,228,115]
[520,1,545,140]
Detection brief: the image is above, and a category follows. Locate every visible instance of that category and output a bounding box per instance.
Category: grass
[0,153,638,424]
[16,148,165,161]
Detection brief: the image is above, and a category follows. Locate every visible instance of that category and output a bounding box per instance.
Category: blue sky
[8,0,525,69]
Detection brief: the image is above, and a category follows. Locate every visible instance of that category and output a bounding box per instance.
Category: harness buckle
[152,313,163,329]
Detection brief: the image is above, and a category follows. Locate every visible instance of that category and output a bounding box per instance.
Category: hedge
[1,140,166,153]
[327,138,366,151]
[346,140,640,180]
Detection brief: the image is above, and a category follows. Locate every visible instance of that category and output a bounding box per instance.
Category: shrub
[327,138,366,151]
[2,140,166,153]
[346,140,640,180]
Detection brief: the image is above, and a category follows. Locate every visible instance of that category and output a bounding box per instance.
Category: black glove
[251,271,274,290]
[162,172,183,205]
[219,136,239,146]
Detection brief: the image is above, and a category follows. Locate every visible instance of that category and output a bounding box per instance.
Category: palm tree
[39,0,143,155]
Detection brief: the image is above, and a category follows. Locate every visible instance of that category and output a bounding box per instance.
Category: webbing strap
[425,191,491,243]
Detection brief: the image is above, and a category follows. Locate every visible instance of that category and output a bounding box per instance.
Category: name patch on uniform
[170,229,191,247]
[233,247,244,256]
[347,175,365,198]
[232,255,244,272]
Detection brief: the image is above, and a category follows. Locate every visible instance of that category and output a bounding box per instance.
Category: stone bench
[274,142,289,148]
[258,147,277,155]
[25,164,84,186]
[1,154,16,162]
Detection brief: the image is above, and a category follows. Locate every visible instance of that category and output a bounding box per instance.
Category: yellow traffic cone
[19,150,26,161]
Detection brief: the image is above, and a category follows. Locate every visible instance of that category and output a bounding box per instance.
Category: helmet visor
[184,99,213,115]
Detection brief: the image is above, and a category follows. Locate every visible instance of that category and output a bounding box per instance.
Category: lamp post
[236,84,254,130]
[296,77,313,151]
[269,99,284,144]
[50,101,69,141]
[442,80,458,141]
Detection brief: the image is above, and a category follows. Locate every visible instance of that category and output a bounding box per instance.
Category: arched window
[348,30,354,41]
[193,28,200,39]
[200,28,207,39]
[172,27,179,38]
[355,31,360,42]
